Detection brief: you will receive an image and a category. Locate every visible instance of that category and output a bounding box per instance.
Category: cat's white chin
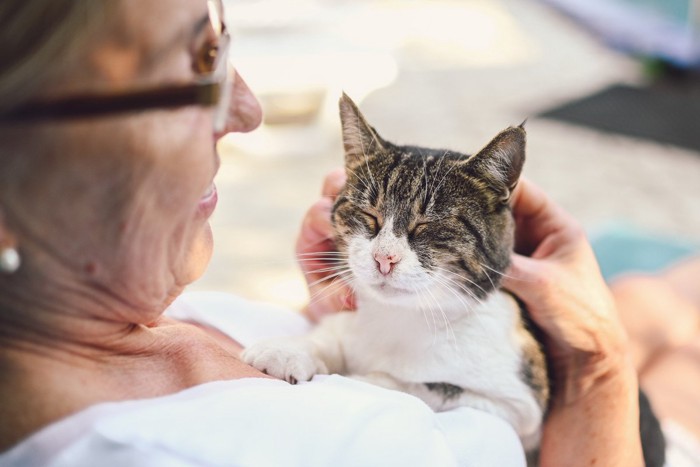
[378,282,411,293]
[374,284,409,297]
[358,282,418,305]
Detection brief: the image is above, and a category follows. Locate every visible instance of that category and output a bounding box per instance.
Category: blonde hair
[0,0,115,115]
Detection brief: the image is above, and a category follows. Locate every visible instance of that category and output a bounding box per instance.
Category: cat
[243,93,546,449]
[243,93,665,465]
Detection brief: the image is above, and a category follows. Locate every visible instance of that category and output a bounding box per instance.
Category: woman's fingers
[510,178,577,256]
[321,168,346,199]
[510,178,549,219]
[296,168,344,253]
[296,168,355,322]
[296,197,334,251]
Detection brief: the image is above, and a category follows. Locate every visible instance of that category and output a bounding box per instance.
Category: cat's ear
[339,93,386,169]
[464,124,526,202]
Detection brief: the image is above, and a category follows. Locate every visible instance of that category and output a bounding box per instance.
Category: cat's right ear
[339,93,385,169]
[464,125,526,203]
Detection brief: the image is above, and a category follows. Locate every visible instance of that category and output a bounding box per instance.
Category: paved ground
[190,0,700,310]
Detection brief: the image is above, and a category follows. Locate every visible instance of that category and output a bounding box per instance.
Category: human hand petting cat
[503,178,629,377]
[502,178,644,467]
[296,168,356,322]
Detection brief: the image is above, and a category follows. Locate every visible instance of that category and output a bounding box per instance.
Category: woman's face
[12,0,261,321]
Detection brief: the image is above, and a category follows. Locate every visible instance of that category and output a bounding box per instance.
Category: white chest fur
[340,291,524,386]
[242,290,544,449]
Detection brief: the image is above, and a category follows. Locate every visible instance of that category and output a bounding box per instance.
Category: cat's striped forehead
[333,143,514,299]
[345,145,501,230]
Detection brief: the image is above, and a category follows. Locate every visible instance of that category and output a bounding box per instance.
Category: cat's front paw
[242,339,328,384]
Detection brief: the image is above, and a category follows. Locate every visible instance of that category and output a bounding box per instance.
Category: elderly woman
[0,0,679,465]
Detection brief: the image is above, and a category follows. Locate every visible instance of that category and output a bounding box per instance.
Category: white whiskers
[305,271,355,310]
[411,284,436,344]
[428,269,490,337]
[344,167,376,199]
[433,266,489,299]
[479,262,534,283]
[420,280,458,351]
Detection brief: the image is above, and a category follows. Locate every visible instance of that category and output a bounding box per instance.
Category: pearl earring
[0,247,20,274]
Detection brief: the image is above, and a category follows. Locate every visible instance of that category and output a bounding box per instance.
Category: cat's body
[243,94,665,465]
[261,290,546,450]
[244,94,548,451]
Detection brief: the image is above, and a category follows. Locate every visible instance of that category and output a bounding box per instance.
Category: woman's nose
[222,68,263,134]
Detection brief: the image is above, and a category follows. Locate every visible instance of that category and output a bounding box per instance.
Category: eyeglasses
[1,0,233,132]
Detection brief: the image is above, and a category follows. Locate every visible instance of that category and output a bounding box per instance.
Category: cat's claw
[242,340,327,384]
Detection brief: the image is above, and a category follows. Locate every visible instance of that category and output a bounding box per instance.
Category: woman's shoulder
[167,291,312,347]
[0,375,525,467]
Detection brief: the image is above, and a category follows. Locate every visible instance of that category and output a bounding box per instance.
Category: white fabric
[0,291,526,467]
[663,420,700,467]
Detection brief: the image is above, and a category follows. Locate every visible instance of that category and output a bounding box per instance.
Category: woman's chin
[183,223,215,284]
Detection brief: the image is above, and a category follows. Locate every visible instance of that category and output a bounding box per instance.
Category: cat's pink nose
[374,253,401,275]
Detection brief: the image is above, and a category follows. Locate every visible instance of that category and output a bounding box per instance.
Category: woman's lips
[197,183,218,218]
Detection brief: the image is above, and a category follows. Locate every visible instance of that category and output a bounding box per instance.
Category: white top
[0,291,526,467]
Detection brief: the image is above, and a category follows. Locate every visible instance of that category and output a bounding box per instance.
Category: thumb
[296,197,334,251]
[502,253,545,301]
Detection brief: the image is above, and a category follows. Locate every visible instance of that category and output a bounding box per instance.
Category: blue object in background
[540,0,700,69]
[589,222,699,281]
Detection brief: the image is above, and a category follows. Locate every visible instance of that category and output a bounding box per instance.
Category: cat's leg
[241,335,328,384]
[241,313,353,384]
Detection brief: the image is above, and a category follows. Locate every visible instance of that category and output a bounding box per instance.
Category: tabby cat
[243,94,665,465]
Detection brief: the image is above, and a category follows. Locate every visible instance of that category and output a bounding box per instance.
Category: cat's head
[332,94,525,307]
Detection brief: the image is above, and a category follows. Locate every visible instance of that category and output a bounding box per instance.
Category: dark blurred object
[639,389,667,467]
[540,0,699,69]
[539,66,700,151]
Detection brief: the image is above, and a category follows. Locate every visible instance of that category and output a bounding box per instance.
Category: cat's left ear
[338,92,386,170]
[463,124,526,203]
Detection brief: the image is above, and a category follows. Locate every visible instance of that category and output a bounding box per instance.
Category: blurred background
[191,0,700,310]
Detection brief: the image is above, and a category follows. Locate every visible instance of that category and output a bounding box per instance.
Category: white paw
[242,340,328,384]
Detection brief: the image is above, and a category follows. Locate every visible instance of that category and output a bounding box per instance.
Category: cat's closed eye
[409,221,430,238]
[361,211,380,236]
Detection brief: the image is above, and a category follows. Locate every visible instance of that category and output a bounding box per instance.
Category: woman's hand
[502,178,644,466]
[503,178,629,382]
[296,169,355,322]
